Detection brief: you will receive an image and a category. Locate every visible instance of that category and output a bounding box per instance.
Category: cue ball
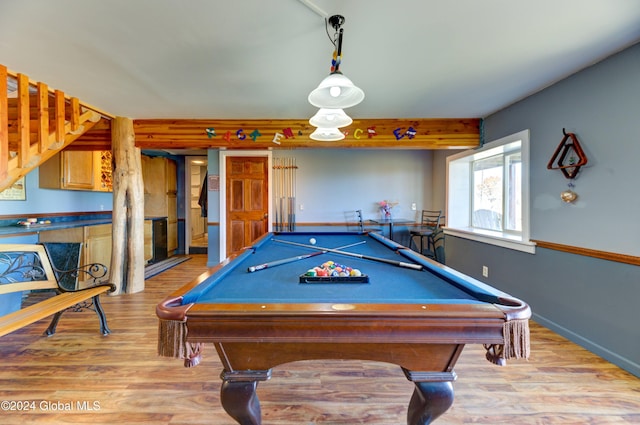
[309,238,317,245]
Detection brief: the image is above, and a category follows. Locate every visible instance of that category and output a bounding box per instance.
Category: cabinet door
[84,224,112,269]
[62,151,95,190]
[144,220,153,263]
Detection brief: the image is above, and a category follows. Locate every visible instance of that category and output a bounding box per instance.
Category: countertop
[0,216,167,237]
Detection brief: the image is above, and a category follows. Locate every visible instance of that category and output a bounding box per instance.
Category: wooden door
[226,156,269,255]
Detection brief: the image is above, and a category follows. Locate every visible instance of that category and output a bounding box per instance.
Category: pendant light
[308,15,363,141]
[308,15,364,109]
[309,127,346,141]
[309,108,353,128]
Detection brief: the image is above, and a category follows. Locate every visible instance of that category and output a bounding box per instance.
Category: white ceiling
[2,0,639,120]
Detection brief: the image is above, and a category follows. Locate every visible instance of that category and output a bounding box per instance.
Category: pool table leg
[404,370,457,425]
[219,369,272,425]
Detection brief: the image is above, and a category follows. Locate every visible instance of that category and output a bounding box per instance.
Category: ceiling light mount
[328,14,345,31]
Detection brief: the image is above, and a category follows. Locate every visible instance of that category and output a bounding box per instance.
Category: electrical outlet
[411,202,417,211]
[299,204,304,211]
[482,266,489,277]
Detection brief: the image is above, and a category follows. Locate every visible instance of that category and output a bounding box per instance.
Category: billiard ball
[309,238,317,245]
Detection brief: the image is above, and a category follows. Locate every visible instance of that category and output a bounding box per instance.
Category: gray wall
[283,149,434,223]
[444,42,640,376]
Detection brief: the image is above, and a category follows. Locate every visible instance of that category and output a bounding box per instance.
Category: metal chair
[356,210,382,234]
[408,210,442,259]
[430,216,446,263]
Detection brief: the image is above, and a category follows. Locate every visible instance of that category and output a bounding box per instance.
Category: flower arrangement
[378,200,398,218]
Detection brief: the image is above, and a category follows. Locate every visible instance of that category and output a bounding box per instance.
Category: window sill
[444,227,536,254]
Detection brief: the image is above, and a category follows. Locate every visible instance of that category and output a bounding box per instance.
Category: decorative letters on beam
[133,118,481,150]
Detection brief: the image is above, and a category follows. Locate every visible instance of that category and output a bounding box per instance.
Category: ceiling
[2,0,639,121]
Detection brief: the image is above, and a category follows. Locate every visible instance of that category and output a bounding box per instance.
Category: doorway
[186,157,208,254]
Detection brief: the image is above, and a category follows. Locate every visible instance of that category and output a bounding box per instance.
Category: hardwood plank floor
[0,254,638,424]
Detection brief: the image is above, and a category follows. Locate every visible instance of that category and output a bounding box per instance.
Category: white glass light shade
[309,108,353,128]
[309,127,345,141]
[308,72,365,109]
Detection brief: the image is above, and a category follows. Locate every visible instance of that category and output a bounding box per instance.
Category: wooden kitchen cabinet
[144,219,153,263]
[39,150,113,192]
[84,224,113,268]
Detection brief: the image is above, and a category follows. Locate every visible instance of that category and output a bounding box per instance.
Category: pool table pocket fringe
[504,318,530,361]
[157,319,203,367]
[487,318,531,366]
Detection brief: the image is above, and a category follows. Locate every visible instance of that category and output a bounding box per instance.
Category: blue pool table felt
[183,232,496,305]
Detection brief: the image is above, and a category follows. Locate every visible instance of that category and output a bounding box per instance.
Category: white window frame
[445,129,536,254]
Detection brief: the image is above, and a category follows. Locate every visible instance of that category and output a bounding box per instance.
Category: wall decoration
[0,177,26,201]
[250,129,262,141]
[547,128,588,203]
[208,174,219,192]
[393,126,417,140]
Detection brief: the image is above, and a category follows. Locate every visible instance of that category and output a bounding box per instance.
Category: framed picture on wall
[0,177,26,201]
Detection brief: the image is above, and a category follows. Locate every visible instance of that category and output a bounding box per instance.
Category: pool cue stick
[273,239,423,271]
[278,159,284,231]
[273,159,277,230]
[289,158,293,230]
[274,160,279,231]
[247,240,367,272]
[289,158,295,231]
[279,160,284,231]
[284,158,289,230]
[283,159,287,231]
[285,158,291,231]
[278,160,282,231]
[277,158,284,231]
[292,158,297,230]
[248,251,323,272]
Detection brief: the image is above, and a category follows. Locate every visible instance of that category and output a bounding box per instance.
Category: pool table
[157,232,531,425]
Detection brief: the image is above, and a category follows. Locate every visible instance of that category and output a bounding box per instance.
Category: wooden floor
[0,254,638,424]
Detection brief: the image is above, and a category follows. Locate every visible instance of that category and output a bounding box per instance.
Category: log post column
[110,116,145,294]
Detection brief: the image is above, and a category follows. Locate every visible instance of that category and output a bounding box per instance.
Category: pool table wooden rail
[156,232,531,425]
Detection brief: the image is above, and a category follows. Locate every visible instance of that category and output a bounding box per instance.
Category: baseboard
[533,313,639,378]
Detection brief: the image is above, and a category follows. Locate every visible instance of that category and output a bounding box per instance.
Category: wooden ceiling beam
[132,118,480,150]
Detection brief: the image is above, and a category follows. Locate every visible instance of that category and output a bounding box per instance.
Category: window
[445,129,535,253]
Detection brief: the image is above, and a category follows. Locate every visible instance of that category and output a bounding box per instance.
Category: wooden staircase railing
[0,64,113,192]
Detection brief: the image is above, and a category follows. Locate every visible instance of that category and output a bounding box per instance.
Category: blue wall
[444,42,640,376]
[0,168,112,245]
[0,168,112,216]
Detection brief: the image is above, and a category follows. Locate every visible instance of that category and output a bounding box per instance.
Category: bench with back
[0,244,115,337]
